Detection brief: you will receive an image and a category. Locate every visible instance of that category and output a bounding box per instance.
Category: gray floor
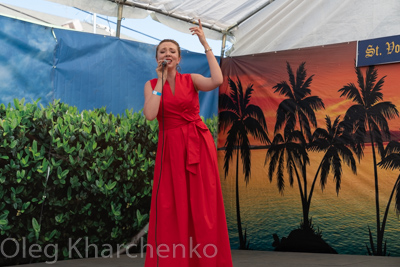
[23,250,400,267]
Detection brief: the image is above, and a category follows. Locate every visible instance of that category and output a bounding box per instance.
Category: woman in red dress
[143,20,233,267]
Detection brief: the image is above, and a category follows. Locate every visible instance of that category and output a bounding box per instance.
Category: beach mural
[218,41,400,256]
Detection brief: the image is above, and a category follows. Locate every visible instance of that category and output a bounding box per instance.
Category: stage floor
[23,250,400,267]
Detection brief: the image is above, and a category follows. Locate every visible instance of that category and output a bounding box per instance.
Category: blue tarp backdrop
[0,15,54,105]
[0,15,218,118]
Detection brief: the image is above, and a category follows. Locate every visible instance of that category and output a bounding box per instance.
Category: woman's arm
[143,60,167,121]
[190,20,223,92]
[143,79,163,121]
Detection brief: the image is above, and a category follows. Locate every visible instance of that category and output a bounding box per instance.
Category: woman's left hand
[189,19,207,46]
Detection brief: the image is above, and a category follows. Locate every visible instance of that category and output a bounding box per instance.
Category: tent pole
[116,2,124,38]
[221,33,227,58]
[93,13,96,34]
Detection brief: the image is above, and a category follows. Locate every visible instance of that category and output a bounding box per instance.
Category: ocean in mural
[219,148,400,256]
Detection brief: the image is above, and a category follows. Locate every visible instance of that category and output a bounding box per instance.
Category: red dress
[144,73,233,267]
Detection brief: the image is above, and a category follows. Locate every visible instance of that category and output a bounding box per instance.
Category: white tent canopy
[46,0,400,56]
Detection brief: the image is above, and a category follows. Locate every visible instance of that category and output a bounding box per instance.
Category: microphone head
[162,59,169,66]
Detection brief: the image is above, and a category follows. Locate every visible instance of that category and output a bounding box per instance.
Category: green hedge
[0,99,218,265]
[0,99,158,265]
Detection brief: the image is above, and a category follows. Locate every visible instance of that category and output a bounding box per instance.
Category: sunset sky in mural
[218,41,400,148]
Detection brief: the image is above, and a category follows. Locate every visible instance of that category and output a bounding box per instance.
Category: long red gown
[144,73,233,266]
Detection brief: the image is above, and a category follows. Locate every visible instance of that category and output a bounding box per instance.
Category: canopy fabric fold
[46,0,400,56]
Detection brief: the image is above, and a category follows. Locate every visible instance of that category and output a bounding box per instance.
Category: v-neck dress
[144,73,233,266]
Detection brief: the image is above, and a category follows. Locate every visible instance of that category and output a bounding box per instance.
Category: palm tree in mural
[267,114,358,232]
[267,61,324,228]
[274,62,324,142]
[374,141,400,256]
[219,76,270,249]
[308,115,357,206]
[338,64,399,255]
[266,130,308,196]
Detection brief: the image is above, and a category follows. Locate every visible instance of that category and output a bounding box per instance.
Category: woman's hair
[156,39,181,58]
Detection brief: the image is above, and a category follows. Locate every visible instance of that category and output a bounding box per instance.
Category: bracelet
[152,90,162,96]
[205,47,212,53]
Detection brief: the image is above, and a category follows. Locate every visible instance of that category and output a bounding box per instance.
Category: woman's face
[156,41,181,68]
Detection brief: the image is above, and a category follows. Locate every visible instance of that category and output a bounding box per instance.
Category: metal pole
[116,3,124,38]
[221,33,227,58]
[93,13,96,34]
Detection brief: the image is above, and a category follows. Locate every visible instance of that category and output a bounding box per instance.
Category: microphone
[162,59,168,67]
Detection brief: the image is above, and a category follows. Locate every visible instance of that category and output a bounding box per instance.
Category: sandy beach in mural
[218,148,400,256]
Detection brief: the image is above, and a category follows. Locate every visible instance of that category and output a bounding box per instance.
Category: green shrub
[0,99,218,265]
[0,99,158,265]
[201,114,218,146]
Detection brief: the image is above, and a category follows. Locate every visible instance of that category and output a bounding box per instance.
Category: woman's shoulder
[176,72,194,83]
[148,78,158,88]
[179,72,197,82]
[178,72,191,78]
[178,73,196,83]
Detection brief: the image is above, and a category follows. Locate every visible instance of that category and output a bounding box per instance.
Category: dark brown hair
[156,39,181,58]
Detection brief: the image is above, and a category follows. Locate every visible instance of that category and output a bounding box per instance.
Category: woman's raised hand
[189,19,207,47]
